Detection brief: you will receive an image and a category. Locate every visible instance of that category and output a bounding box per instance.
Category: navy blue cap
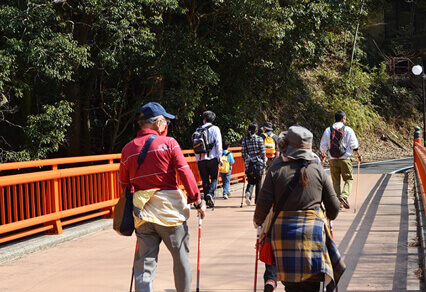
[139,102,175,120]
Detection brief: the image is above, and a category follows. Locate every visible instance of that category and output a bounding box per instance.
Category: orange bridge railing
[0,147,244,244]
[414,134,426,213]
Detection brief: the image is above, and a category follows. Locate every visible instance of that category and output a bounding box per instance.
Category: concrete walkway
[0,173,423,291]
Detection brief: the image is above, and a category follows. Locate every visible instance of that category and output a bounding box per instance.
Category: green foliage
[0,1,92,161]
[1,150,31,163]
[25,100,74,160]
[0,0,419,160]
[1,100,73,161]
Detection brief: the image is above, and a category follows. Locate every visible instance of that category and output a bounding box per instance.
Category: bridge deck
[0,173,423,291]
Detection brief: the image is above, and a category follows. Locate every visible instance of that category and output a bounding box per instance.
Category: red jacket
[119,128,200,204]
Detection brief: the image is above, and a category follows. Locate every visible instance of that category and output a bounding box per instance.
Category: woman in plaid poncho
[254,125,345,292]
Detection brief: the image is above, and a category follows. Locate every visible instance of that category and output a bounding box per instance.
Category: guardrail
[414,127,426,212]
[0,147,244,244]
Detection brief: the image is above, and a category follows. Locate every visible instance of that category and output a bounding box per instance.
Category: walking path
[0,172,423,291]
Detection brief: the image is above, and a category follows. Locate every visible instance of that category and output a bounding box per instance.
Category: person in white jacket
[320,110,362,209]
[194,111,223,208]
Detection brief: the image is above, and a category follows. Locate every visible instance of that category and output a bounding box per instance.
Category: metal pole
[254,227,260,292]
[196,216,202,292]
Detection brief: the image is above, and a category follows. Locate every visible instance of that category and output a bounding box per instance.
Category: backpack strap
[137,134,157,170]
[226,151,233,162]
[203,124,213,156]
[266,166,303,237]
[329,125,345,142]
[262,132,275,138]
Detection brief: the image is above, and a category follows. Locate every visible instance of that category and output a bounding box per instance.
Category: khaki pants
[329,158,353,200]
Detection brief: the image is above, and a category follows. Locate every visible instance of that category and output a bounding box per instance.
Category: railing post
[102,159,115,218]
[414,126,422,146]
[44,164,63,234]
[414,126,421,172]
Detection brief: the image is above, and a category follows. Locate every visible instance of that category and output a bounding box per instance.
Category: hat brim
[163,113,175,119]
[263,126,273,131]
[284,145,315,161]
[138,112,175,120]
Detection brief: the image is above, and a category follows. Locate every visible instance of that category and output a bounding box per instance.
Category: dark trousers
[283,282,321,292]
[197,159,219,197]
[264,263,277,285]
[245,173,262,203]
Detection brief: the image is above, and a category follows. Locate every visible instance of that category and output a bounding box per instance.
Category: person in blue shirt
[220,140,235,199]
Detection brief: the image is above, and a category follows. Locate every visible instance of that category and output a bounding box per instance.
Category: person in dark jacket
[254,125,344,292]
[242,122,266,205]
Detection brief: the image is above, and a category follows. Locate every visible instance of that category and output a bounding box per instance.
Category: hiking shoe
[245,193,251,206]
[339,197,350,209]
[205,194,214,207]
[223,194,229,200]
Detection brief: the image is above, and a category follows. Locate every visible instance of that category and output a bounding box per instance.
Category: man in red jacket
[119,102,206,292]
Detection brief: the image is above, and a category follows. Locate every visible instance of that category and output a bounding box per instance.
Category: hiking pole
[130,241,138,292]
[325,218,338,292]
[329,219,338,292]
[240,176,246,208]
[196,216,203,292]
[254,226,260,292]
[354,160,360,213]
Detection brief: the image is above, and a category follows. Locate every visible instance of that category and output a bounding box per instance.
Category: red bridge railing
[0,147,244,244]
[414,130,426,212]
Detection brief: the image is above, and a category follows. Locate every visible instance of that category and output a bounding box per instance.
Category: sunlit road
[325,157,413,175]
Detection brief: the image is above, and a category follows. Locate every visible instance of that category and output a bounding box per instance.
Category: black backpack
[192,125,214,154]
[243,136,265,179]
[247,158,264,179]
[329,126,347,158]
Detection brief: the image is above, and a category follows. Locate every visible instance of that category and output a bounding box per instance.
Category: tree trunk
[66,83,81,156]
[66,11,93,157]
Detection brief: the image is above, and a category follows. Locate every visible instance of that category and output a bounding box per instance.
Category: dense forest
[0,0,424,162]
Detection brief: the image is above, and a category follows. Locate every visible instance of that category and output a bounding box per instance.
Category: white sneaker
[245,193,251,206]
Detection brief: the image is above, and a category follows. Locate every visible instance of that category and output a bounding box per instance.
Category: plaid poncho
[272,209,345,291]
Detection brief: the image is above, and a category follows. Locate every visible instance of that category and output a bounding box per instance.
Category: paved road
[0,158,422,291]
[355,157,413,174]
[324,157,413,175]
